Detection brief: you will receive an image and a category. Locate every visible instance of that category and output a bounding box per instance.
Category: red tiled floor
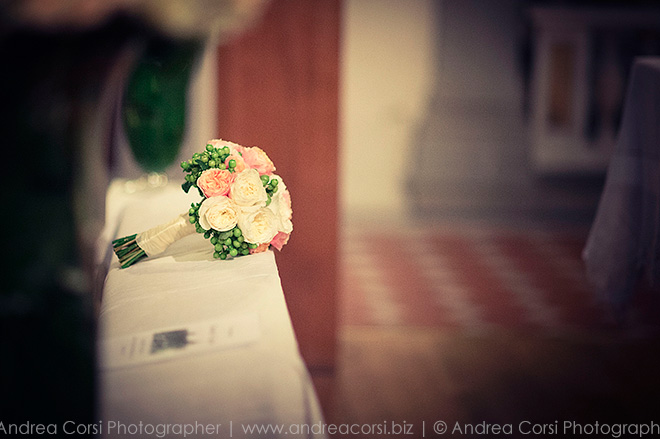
[340,223,658,335]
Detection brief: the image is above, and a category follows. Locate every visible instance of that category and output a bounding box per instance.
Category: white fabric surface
[583,57,660,308]
[96,180,326,439]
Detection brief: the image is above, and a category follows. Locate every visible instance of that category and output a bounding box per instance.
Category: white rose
[237,208,279,245]
[230,169,268,210]
[269,174,287,192]
[267,178,293,234]
[198,196,238,231]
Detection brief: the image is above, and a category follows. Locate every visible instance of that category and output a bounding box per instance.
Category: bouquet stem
[112,214,195,268]
[112,234,147,268]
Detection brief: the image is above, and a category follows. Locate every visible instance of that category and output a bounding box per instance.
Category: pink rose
[197,169,234,198]
[282,190,292,218]
[228,142,246,156]
[270,231,290,251]
[207,139,246,156]
[242,146,276,175]
[225,154,247,173]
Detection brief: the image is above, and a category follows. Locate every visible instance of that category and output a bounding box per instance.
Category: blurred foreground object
[122,38,203,173]
[0,0,267,429]
[5,0,268,41]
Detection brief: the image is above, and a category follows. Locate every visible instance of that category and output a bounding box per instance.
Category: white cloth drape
[96,180,326,439]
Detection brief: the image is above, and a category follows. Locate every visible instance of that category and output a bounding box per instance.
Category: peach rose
[249,243,270,254]
[242,146,275,175]
[225,154,247,173]
[197,169,234,198]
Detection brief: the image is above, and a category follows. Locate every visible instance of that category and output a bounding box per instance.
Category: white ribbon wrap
[136,213,196,257]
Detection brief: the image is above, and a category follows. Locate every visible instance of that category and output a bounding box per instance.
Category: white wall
[340,0,437,219]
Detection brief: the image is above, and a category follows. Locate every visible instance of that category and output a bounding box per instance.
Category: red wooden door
[216,0,340,371]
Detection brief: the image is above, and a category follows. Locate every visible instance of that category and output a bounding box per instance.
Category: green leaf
[218,231,232,240]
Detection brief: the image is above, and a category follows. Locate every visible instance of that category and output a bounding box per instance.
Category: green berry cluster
[187,202,257,259]
[261,174,279,206]
[187,201,203,230]
[180,143,239,195]
[211,227,257,259]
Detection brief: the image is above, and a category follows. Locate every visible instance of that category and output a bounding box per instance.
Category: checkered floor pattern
[340,223,658,335]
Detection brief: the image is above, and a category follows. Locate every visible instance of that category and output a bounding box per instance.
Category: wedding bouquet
[112,139,293,268]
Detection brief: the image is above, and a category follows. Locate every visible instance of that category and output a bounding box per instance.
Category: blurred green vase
[123,39,202,173]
